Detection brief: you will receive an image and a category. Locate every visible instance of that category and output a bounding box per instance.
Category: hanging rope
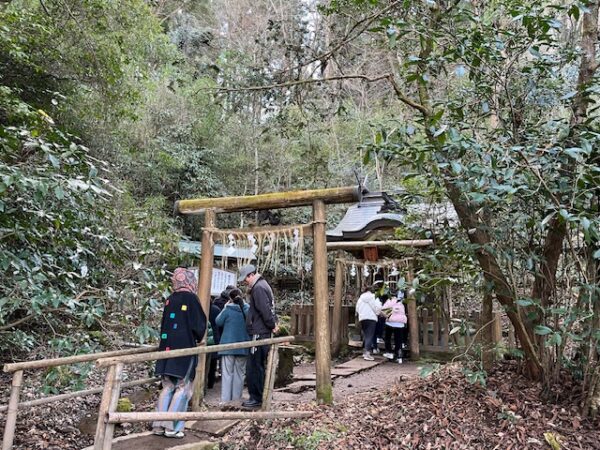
[204,224,307,275]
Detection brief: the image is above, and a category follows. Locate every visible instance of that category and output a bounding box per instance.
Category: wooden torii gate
[175,186,361,406]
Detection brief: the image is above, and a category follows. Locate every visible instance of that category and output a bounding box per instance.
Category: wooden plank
[433,309,440,347]
[97,337,294,367]
[441,313,449,350]
[0,377,159,413]
[1,370,23,450]
[3,346,157,373]
[421,308,429,347]
[108,411,313,423]
[327,240,433,250]
[176,186,360,215]
[312,200,332,404]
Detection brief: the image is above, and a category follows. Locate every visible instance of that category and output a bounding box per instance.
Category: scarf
[171,267,196,293]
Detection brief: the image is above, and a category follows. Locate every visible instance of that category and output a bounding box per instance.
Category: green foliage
[273,426,336,450]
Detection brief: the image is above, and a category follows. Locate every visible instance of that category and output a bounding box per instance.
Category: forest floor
[1,355,599,449]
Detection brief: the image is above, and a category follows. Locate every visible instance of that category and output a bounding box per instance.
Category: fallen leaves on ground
[221,362,600,449]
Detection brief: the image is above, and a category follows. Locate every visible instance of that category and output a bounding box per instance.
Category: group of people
[356,280,408,363]
[151,264,277,439]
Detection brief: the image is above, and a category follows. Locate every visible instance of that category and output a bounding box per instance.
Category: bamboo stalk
[108,410,313,423]
[327,240,433,249]
[3,346,157,373]
[0,377,159,413]
[102,363,123,450]
[97,337,294,367]
[1,370,23,450]
[175,185,360,215]
[261,344,279,411]
[312,200,332,404]
[192,208,215,411]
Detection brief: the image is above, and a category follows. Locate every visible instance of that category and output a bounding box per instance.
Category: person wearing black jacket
[153,268,206,439]
[237,264,277,408]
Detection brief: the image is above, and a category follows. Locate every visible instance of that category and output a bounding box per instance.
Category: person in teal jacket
[215,288,250,403]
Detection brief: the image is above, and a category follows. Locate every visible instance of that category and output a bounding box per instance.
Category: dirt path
[100,355,423,450]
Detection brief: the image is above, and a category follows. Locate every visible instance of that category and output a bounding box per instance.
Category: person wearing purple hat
[237,264,278,408]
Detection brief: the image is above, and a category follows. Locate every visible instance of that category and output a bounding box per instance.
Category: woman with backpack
[215,288,251,403]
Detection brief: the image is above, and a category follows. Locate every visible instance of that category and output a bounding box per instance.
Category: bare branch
[200,73,392,94]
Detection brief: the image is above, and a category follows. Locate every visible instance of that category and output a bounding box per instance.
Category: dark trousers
[207,356,218,389]
[384,326,407,358]
[361,320,377,352]
[375,316,386,340]
[247,343,269,403]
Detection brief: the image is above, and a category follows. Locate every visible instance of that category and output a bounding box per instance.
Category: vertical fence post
[2,370,23,450]
[94,365,116,450]
[407,264,420,360]
[261,344,280,411]
[102,362,124,450]
[192,208,216,410]
[331,256,344,356]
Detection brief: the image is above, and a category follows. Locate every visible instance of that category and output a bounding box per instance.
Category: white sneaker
[372,348,380,355]
[383,352,394,359]
[396,358,403,364]
[363,353,374,361]
[377,338,384,344]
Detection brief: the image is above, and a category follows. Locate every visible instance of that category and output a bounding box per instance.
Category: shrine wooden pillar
[192,208,216,410]
[331,253,344,356]
[407,262,419,360]
[312,200,332,404]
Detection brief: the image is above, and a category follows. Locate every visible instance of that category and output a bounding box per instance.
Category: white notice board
[191,267,237,296]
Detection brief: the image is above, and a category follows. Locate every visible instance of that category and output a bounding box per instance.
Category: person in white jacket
[355,286,382,361]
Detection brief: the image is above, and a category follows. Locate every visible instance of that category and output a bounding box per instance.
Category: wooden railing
[92,336,312,450]
[2,337,312,450]
[1,346,157,450]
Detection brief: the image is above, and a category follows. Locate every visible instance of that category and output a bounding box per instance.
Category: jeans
[153,376,193,433]
[361,319,377,352]
[221,355,247,402]
[246,342,269,403]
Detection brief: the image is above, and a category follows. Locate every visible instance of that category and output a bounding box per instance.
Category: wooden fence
[290,304,514,353]
[1,337,311,450]
[290,304,350,343]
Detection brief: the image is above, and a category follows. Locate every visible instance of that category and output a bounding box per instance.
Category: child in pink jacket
[381,294,408,363]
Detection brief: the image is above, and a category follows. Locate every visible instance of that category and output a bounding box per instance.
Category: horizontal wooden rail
[97,336,294,367]
[0,377,159,413]
[327,239,433,249]
[3,346,158,373]
[175,185,361,214]
[109,410,313,423]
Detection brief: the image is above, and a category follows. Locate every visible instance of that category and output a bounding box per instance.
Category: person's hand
[273,324,280,335]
